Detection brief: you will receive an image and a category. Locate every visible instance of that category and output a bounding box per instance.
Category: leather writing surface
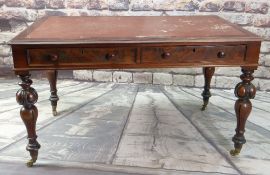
[11,16,259,44]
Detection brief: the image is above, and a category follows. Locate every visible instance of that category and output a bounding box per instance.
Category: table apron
[11,42,261,72]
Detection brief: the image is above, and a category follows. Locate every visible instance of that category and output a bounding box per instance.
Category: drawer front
[141,45,246,64]
[27,47,137,66]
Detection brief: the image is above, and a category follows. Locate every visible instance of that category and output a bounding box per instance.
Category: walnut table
[9,16,261,167]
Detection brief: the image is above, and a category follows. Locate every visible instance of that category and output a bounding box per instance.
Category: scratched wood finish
[1,81,270,174]
[0,161,230,175]
[10,16,259,44]
[0,162,139,175]
[193,88,270,135]
[2,84,138,163]
[0,81,114,150]
[113,85,237,174]
[162,86,270,175]
[219,89,270,114]
[0,81,93,114]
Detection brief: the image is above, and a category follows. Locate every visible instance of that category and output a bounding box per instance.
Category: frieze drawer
[141,45,246,64]
[27,47,137,66]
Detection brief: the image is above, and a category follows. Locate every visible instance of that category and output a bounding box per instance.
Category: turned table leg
[46,70,59,116]
[201,67,215,111]
[230,67,256,156]
[16,73,40,167]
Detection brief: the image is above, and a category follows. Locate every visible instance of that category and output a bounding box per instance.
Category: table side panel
[11,45,29,71]
[245,41,261,66]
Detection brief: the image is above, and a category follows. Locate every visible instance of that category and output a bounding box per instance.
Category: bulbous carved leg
[16,74,40,167]
[46,70,59,116]
[201,67,215,111]
[230,67,256,156]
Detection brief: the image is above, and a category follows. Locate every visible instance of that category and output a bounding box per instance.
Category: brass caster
[26,159,36,167]
[52,106,57,116]
[201,105,206,111]
[53,110,57,116]
[230,148,241,156]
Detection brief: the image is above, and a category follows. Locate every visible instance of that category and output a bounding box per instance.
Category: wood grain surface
[0,80,270,175]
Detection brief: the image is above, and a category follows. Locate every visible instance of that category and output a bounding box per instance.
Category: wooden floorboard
[0,81,115,150]
[1,84,138,164]
[184,87,270,133]
[0,79,269,175]
[113,85,237,174]
[163,86,270,175]
[0,161,141,175]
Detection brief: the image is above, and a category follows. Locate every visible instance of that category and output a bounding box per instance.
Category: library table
[9,16,261,167]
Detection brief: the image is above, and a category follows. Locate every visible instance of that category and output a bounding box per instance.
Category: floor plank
[0,79,269,175]
[0,80,95,113]
[0,82,115,150]
[1,84,138,164]
[162,86,270,175]
[0,161,141,175]
[113,85,238,174]
[183,87,270,133]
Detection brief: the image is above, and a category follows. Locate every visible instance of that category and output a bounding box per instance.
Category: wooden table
[9,16,261,167]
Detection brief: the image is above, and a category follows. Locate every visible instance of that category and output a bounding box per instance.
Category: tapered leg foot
[47,70,59,116]
[201,92,211,111]
[230,142,243,156]
[26,150,39,167]
[26,159,35,167]
[201,67,215,111]
[230,136,245,156]
[231,67,256,156]
[230,148,241,156]
[16,73,40,167]
[26,138,40,167]
[52,106,57,116]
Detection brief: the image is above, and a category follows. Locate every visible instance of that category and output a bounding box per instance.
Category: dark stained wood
[11,41,261,72]
[201,67,215,111]
[141,45,246,64]
[230,67,256,156]
[46,70,59,116]
[27,47,137,67]
[16,73,40,167]
[9,16,262,166]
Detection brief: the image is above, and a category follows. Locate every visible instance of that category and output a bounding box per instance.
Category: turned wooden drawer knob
[49,54,58,61]
[106,53,116,60]
[162,52,171,59]
[217,51,226,58]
